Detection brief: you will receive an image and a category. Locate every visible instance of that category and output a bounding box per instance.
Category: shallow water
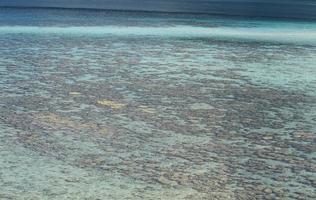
[0,8,316,200]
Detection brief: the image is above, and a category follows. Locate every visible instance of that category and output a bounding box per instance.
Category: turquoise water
[0,8,316,200]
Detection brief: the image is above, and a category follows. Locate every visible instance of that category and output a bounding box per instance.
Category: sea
[0,7,315,200]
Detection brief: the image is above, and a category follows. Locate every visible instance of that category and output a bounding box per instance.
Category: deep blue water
[1,0,316,19]
[0,7,315,200]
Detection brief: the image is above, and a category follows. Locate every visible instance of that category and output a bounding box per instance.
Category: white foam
[0,25,316,45]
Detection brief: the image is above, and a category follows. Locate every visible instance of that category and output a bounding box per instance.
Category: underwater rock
[17,132,66,158]
[264,194,276,200]
[76,155,105,168]
[139,105,156,114]
[190,103,214,110]
[272,188,285,196]
[292,132,315,140]
[69,92,82,96]
[97,99,126,109]
[157,176,178,187]
[263,188,273,194]
[262,135,274,140]
[34,113,108,135]
[64,177,80,183]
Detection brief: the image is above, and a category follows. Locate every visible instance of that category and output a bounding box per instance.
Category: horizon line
[1,5,316,21]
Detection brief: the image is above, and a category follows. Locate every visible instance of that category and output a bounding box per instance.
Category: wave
[0,25,316,45]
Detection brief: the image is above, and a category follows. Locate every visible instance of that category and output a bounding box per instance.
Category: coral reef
[0,25,315,199]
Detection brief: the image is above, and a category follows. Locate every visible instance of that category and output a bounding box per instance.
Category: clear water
[0,8,315,200]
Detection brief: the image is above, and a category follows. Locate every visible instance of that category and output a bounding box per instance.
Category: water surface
[0,8,315,200]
